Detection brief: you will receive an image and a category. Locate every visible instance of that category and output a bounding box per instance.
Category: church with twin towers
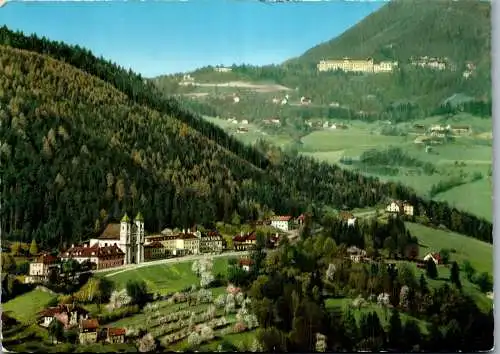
[90,212,145,264]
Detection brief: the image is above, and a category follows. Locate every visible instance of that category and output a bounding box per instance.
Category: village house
[429,124,449,137]
[214,66,232,73]
[296,214,305,225]
[199,231,224,254]
[450,125,471,136]
[241,119,249,125]
[386,200,414,216]
[60,244,125,270]
[102,327,126,344]
[237,127,249,133]
[79,319,99,345]
[339,211,357,227]
[347,246,367,263]
[238,257,254,272]
[267,233,281,249]
[300,96,312,105]
[38,304,89,329]
[233,231,257,251]
[424,252,441,265]
[26,253,59,284]
[88,213,145,265]
[270,215,293,232]
[144,241,167,260]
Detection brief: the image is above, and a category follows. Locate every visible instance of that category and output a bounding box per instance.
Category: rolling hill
[0,27,492,251]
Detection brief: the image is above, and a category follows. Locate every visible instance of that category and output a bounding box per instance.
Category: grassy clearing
[2,289,57,324]
[299,130,407,154]
[106,258,233,294]
[324,297,428,332]
[405,222,493,274]
[433,178,492,221]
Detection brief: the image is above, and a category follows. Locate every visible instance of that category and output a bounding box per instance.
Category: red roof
[38,304,88,318]
[239,258,254,266]
[35,253,58,264]
[339,211,355,221]
[233,231,256,242]
[271,216,292,222]
[107,327,126,336]
[62,244,125,259]
[81,319,99,330]
[297,214,305,221]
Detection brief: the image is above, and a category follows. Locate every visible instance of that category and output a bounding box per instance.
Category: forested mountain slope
[0,30,492,250]
[289,0,491,67]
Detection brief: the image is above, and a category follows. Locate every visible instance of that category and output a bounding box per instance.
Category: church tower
[134,212,145,264]
[120,213,132,264]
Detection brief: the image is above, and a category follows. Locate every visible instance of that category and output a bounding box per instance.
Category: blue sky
[0,0,383,77]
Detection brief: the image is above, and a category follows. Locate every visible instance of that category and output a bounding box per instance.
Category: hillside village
[0,0,493,352]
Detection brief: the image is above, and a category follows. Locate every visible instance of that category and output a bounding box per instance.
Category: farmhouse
[26,253,59,284]
[429,124,449,137]
[239,258,254,272]
[233,231,257,251]
[347,246,367,263]
[103,327,126,344]
[450,125,471,135]
[38,304,89,329]
[237,127,249,133]
[424,252,441,265]
[60,244,125,270]
[339,211,357,226]
[270,215,293,232]
[88,213,145,265]
[386,200,414,216]
[79,319,99,344]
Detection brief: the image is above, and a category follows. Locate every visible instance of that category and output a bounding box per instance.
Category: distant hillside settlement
[317,57,398,73]
[317,56,461,74]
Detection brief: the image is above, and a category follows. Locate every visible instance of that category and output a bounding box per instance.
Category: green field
[206,112,492,221]
[105,257,234,294]
[405,222,493,274]
[3,289,57,324]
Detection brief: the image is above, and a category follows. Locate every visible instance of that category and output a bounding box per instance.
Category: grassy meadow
[104,257,235,294]
[203,112,492,221]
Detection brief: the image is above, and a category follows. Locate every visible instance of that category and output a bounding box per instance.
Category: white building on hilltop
[89,212,145,264]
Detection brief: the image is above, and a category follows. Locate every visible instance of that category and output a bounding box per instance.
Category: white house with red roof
[26,253,59,284]
[270,215,292,232]
[386,200,414,216]
[424,252,441,265]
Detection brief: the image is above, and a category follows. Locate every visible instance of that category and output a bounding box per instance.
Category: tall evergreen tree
[449,261,462,289]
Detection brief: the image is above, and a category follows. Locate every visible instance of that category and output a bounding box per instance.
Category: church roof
[135,212,144,222]
[121,213,130,223]
[99,224,121,240]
